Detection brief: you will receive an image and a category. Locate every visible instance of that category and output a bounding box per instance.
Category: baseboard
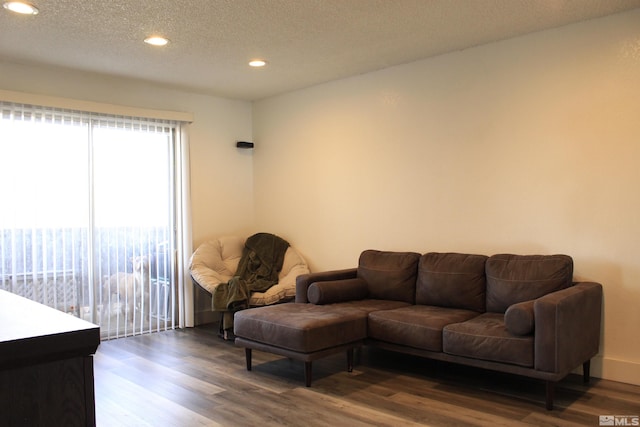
[589,355,640,386]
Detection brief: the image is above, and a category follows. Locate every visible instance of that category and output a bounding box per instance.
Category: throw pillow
[307,278,369,304]
[504,300,535,335]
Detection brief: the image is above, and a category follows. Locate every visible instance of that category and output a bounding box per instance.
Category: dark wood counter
[0,290,100,426]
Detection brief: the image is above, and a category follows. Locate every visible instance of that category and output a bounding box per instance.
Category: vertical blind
[0,101,184,339]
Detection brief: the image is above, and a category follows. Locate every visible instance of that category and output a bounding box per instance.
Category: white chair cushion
[189,236,244,294]
[189,235,309,307]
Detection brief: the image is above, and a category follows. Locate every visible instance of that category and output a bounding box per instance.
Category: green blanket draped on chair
[212,232,290,311]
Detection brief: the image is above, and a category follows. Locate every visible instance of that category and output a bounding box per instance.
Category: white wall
[253,9,640,385]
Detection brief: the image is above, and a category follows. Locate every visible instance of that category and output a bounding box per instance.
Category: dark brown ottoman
[234,303,368,386]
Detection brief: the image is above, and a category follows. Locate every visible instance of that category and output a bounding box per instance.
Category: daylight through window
[0,101,182,339]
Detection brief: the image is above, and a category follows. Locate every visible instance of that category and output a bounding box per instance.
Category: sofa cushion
[234,304,367,353]
[357,250,420,304]
[416,252,488,312]
[307,278,369,304]
[326,299,411,313]
[443,313,534,367]
[485,254,573,313]
[368,306,479,352]
[504,300,535,336]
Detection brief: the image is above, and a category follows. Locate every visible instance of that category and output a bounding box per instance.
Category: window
[0,101,189,339]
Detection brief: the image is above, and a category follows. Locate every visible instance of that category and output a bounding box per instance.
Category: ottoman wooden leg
[245,348,252,371]
[304,361,312,387]
[347,348,354,373]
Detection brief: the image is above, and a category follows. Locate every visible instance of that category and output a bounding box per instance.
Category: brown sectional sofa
[234,250,603,410]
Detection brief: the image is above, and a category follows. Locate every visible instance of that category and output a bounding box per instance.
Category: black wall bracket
[236,141,254,149]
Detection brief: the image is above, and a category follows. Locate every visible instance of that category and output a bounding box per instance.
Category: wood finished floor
[94,325,640,427]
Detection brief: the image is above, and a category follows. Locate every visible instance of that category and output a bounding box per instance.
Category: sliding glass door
[0,102,179,339]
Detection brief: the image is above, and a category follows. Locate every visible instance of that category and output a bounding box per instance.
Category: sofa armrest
[295,268,358,303]
[534,281,603,374]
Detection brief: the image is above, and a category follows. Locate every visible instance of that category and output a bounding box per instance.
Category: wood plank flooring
[94,326,640,426]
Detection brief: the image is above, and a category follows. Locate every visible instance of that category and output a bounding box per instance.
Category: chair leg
[545,381,555,410]
[245,348,252,371]
[583,360,591,383]
[218,312,225,337]
[304,361,312,387]
[347,348,354,373]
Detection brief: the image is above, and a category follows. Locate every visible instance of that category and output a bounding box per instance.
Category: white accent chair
[189,235,309,338]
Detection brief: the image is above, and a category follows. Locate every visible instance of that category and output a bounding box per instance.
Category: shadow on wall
[573,257,625,381]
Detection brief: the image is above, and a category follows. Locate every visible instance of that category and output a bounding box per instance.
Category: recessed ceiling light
[144,36,169,46]
[249,59,267,68]
[3,1,39,15]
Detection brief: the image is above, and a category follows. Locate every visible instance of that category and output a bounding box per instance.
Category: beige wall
[253,9,640,385]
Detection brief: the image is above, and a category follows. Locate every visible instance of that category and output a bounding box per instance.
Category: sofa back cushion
[486,254,573,313]
[416,252,488,312]
[357,250,420,304]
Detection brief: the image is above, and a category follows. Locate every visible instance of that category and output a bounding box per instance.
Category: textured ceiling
[1,0,640,100]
